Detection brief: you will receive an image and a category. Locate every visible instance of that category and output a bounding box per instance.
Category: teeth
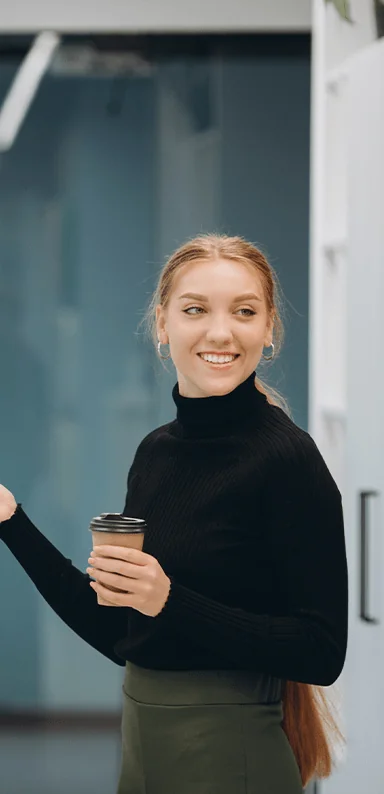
[200,354,236,364]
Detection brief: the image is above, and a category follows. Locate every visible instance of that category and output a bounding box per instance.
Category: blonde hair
[138,233,345,787]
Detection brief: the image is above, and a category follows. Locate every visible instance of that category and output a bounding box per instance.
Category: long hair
[138,233,345,788]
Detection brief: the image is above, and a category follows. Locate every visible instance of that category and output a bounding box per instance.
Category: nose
[204,322,234,345]
[205,317,233,344]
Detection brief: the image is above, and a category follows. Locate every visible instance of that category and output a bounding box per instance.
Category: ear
[156,304,167,343]
[264,313,274,348]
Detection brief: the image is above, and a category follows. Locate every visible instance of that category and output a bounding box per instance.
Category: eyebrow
[177,292,262,302]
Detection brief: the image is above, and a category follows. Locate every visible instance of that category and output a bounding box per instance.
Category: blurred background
[0,1,382,792]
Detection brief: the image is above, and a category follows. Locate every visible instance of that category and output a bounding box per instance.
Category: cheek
[243,326,265,346]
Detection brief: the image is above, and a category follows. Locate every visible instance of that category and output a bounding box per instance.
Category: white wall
[310,8,383,788]
[325,0,377,72]
[308,0,379,472]
[0,0,311,33]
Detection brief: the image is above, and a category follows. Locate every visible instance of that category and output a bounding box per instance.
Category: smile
[197,353,240,368]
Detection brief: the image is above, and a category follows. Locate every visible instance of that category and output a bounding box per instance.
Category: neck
[172,370,269,439]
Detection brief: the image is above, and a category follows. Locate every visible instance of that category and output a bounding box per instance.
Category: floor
[0,729,122,794]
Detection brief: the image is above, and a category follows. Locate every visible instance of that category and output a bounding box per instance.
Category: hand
[86,545,171,617]
[0,484,17,523]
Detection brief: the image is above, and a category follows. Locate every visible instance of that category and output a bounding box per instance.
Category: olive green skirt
[117,661,303,794]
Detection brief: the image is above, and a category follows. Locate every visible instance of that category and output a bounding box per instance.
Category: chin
[195,374,241,396]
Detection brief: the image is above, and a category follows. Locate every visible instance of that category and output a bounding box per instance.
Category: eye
[182,307,256,317]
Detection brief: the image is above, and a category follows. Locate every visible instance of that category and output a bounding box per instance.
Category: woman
[0,234,348,793]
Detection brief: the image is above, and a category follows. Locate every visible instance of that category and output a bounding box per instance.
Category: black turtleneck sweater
[0,371,348,686]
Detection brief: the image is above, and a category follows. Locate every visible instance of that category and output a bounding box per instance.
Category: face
[156,257,274,398]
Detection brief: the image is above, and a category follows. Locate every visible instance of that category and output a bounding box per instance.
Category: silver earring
[262,342,275,361]
[157,340,171,360]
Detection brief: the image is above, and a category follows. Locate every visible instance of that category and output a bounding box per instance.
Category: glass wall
[0,33,310,709]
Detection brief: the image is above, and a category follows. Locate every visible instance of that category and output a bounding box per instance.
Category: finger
[91,585,118,606]
[87,557,141,579]
[87,568,138,593]
[91,545,149,565]
[90,581,137,608]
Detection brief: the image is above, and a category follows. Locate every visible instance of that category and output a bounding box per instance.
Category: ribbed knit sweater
[0,370,348,686]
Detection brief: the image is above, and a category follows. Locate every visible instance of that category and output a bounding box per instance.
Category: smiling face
[156,257,274,398]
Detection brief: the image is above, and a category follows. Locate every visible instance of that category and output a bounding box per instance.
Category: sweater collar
[171,369,268,438]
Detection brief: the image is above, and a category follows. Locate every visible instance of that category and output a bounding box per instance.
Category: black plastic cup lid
[89,513,146,534]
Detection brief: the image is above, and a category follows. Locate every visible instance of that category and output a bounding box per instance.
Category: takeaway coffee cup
[89,513,146,606]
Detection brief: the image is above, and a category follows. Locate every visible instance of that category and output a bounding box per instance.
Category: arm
[0,506,129,666]
[0,443,150,665]
[160,448,348,686]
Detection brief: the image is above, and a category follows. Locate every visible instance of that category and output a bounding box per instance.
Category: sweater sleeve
[0,505,129,666]
[159,443,348,686]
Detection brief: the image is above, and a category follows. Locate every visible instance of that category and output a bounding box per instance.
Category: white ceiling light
[0,30,61,152]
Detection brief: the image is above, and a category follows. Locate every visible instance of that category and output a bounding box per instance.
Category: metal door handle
[359,490,380,624]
